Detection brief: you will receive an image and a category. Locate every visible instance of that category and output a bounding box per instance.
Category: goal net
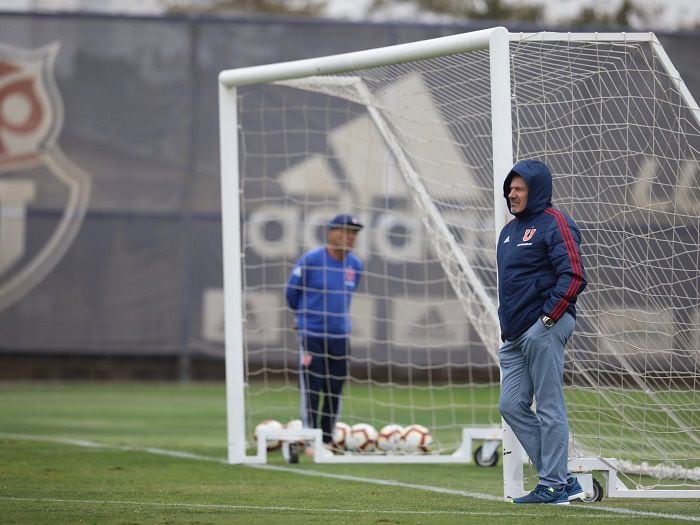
[219,28,700,496]
[508,33,700,497]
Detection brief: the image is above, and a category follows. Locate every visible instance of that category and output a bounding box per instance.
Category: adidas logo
[504,236,510,243]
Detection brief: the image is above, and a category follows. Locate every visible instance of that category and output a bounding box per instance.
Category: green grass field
[1,382,698,524]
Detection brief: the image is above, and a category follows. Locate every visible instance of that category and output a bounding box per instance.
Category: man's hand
[301,352,312,367]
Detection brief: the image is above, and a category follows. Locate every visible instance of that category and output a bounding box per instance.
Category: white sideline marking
[2,433,699,522]
[0,433,229,464]
[254,464,700,522]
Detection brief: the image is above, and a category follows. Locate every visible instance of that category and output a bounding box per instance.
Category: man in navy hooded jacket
[497,159,587,504]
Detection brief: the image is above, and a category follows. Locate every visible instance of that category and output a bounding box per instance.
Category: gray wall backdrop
[0,12,698,373]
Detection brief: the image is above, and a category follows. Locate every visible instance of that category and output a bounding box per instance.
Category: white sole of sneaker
[512,499,571,505]
[568,490,585,501]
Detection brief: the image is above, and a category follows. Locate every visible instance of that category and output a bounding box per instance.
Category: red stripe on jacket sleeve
[544,208,584,320]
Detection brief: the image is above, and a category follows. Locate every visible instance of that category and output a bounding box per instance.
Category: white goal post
[219,27,700,500]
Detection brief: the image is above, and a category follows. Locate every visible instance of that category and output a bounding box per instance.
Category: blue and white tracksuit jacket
[285,247,363,444]
[285,247,363,339]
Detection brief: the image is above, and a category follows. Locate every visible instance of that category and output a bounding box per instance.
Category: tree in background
[168,0,327,16]
[165,0,696,30]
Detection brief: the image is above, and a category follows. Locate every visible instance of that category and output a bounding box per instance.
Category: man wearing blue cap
[285,214,364,454]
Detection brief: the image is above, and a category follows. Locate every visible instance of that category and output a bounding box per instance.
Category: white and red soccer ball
[377,424,404,453]
[400,424,433,454]
[286,418,303,431]
[345,423,378,452]
[333,421,351,450]
[285,418,307,445]
[254,419,283,451]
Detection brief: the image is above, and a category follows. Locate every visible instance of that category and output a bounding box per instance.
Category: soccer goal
[219,27,700,500]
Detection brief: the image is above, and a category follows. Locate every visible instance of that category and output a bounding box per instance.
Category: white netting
[508,35,700,488]
[235,34,699,486]
[238,48,499,458]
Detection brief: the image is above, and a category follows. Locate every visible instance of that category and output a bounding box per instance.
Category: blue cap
[328,214,363,230]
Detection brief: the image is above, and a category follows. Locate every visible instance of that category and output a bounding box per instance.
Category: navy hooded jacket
[497,159,587,341]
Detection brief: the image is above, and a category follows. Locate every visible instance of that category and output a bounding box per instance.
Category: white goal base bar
[249,426,509,464]
[467,428,700,499]
[569,457,700,499]
[462,428,700,499]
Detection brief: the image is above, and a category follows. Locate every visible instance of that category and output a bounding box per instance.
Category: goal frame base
[243,426,496,464]
[569,457,700,499]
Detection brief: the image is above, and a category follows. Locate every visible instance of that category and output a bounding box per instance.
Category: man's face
[508,174,529,214]
[327,227,360,252]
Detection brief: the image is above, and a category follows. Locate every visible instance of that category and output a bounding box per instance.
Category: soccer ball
[285,418,306,445]
[377,424,404,453]
[400,424,433,454]
[286,418,303,430]
[254,419,283,451]
[345,423,378,453]
[332,421,351,450]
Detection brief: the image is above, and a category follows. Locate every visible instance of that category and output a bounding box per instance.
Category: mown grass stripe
[0,496,633,519]
[2,432,699,522]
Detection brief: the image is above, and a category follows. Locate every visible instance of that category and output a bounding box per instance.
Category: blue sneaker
[565,476,585,501]
[513,484,569,505]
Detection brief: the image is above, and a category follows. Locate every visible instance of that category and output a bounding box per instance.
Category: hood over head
[503,159,552,218]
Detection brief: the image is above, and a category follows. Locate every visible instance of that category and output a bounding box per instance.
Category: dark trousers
[298,335,348,444]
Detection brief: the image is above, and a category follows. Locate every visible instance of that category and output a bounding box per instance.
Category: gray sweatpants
[498,313,575,488]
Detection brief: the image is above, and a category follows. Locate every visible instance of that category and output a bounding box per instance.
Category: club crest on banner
[0,42,91,312]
